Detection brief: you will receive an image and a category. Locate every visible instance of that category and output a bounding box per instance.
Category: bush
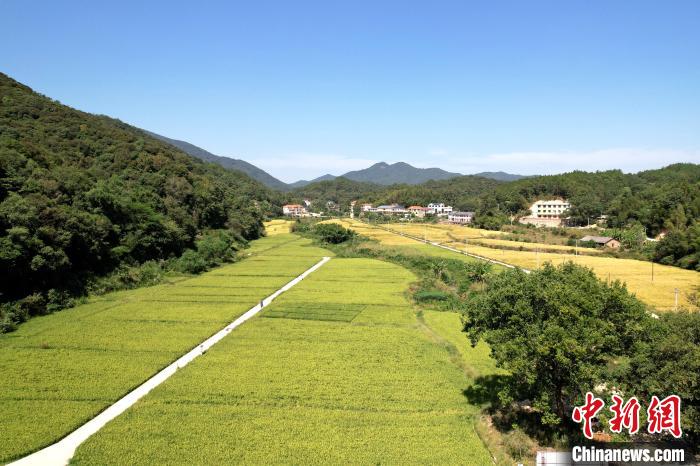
[195,230,239,266]
[176,250,209,274]
[313,223,356,244]
[462,261,492,282]
[414,290,451,302]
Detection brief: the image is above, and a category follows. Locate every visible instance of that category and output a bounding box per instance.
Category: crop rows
[0,234,329,463]
[72,257,498,464]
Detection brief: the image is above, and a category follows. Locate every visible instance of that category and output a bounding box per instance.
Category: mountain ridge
[145,131,290,191]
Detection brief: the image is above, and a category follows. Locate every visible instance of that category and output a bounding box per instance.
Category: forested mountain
[0,73,278,320]
[472,171,527,181]
[146,131,289,191]
[341,161,461,185]
[288,174,336,189]
[290,177,386,208]
[377,175,503,210]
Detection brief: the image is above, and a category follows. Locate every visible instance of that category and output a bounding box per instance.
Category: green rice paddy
[0,234,328,463]
[72,257,500,465]
[3,232,506,464]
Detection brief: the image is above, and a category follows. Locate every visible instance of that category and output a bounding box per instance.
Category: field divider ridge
[9,256,332,466]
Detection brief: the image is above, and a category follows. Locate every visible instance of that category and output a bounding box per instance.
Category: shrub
[176,250,209,274]
[313,223,356,244]
[414,290,451,302]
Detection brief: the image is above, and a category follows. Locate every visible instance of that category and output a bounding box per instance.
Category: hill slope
[146,131,289,191]
[0,73,276,322]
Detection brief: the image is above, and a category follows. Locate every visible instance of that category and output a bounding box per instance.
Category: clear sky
[2,0,699,182]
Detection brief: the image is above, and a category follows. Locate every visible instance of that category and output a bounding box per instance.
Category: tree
[462,262,650,426]
[627,311,700,441]
[313,223,356,244]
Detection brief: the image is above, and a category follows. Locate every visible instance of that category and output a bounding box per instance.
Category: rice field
[0,234,329,463]
[72,258,502,465]
[264,219,295,235]
[349,220,698,311]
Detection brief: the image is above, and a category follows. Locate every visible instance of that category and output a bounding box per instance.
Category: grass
[343,220,698,311]
[72,257,504,465]
[0,234,329,463]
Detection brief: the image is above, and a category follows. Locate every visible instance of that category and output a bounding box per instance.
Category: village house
[375,204,408,215]
[282,204,307,217]
[519,199,571,227]
[361,203,374,212]
[448,211,475,224]
[408,206,428,218]
[427,203,453,216]
[580,235,621,249]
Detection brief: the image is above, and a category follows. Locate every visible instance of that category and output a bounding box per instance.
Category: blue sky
[2,0,699,182]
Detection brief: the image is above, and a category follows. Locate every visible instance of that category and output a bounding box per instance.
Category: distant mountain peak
[340,161,462,185]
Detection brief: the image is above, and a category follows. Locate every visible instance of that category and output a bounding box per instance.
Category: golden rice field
[345,220,699,312]
[264,219,295,235]
[323,218,421,245]
[386,223,601,254]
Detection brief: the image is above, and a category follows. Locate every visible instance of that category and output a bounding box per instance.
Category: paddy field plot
[72,258,500,465]
[0,234,328,463]
[264,219,295,235]
[349,220,698,311]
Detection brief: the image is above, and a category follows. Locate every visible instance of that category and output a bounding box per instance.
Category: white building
[361,203,374,212]
[519,199,570,227]
[282,204,307,217]
[375,204,408,214]
[427,203,453,216]
[529,199,570,219]
[448,211,474,224]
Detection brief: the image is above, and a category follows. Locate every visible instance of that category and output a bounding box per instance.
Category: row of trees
[0,73,275,330]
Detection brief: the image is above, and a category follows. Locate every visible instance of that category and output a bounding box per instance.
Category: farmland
[263,219,295,235]
[332,220,698,311]
[0,235,329,463]
[72,256,503,464]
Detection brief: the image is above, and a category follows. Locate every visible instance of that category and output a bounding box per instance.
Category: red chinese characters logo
[572,393,682,439]
[572,392,605,439]
[647,395,682,438]
[609,395,641,435]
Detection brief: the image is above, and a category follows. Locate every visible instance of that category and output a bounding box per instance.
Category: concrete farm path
[9,256,332,466]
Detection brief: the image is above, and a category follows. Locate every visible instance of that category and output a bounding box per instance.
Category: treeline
[476,165,700,269]
[289,165,700,269]
[0,73,276,329]
[288,175,502,211]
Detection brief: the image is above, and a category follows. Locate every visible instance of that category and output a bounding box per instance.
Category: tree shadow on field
[462,374,565,446]
[462,374,510,407]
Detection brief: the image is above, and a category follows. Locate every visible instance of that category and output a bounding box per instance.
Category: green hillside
[0,73,278,327]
